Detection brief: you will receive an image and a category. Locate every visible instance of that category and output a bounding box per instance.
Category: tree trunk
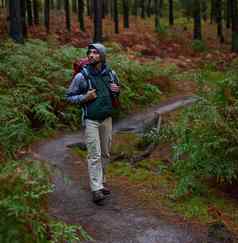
[132,0,138,16]
[141,0,145,18]
[231,0,238,52]
[50,0,55,9]
[168,0,174,25]
[26,0,33,26]
[33,0,40,25]
[114,0,119,33]
[44,0,50,33]
[57,0,62,9]
[93,0,103,42]
[123,0,129,28]
[226,0,231,28]
[216,0,224,43]
[201,1,207,21]
[159,0,163,17]
[86,0,92,17]
[64,0,71,31]
[210,0,216,24]
[9,0,24,43]
[154,0,161,32]
[147,0,152,17]
[72,0,77,13]
[193,0,202,40]
[21,0,27,38]
[78,0,85,31]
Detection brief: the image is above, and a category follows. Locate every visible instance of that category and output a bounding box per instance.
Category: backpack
[72,58,90,78]
[72,58,120,109]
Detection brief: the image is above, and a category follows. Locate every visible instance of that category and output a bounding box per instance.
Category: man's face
[88,48,101,65]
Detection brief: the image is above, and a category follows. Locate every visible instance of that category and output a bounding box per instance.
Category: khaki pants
[85,117,112,192]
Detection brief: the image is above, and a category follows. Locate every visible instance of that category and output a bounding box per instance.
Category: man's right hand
[84,89,97,102]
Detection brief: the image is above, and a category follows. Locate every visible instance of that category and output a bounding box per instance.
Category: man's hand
[110,83,120,93]
[84,89,97,102]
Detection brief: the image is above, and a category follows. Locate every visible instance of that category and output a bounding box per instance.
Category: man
[66,43,120,204]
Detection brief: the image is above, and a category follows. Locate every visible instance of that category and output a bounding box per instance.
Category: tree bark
[147,0,152,17]
[72,0,77,13]
[169,0,174,25]
[141,0,145,18]
[231,0,238,52]
[159,0,163,17]
[226,0,231,28]
[154,0,161,32]
[64,0,71,32]
[44,0,50,33]
[50,0,55,9]
[78,0,85,31]
[216,0,224,43]
[26,0,33,26]
[93,0,103,42]
[132,0,138,16]
[193,0,202,40]
[9,0,24,43]
[86,0,92,16]
[210,0,216,24]
[20,0,27,38]
[114,0,119,33]
[123,0,129,28]
[33,0,40,25]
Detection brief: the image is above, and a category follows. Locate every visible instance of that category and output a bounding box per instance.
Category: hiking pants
[85,117,112,192]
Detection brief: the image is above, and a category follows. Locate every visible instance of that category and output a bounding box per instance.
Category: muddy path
[31,95,208,243]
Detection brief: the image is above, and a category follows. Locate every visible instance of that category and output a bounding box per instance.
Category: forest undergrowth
[0,38,161,242]
[1,10,238,241]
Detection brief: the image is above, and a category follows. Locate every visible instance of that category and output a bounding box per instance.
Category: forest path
[31,95,208,243]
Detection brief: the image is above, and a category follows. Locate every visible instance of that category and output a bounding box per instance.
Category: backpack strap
[81,67,93,90]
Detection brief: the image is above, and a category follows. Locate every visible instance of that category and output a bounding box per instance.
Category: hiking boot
[92,190,106,204]
[100,187,111,195]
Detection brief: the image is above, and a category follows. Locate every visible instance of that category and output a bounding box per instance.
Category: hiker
[66,43,120,204]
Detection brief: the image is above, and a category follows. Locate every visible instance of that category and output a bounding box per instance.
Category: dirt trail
[31,96,208,243]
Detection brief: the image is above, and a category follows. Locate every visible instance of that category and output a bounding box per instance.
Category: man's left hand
[110,83,120,93]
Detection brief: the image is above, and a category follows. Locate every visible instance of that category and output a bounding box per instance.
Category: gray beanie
[87,43,106,62]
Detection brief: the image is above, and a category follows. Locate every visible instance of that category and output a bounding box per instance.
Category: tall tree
[33,0,40,25]
[216,0,224,43]
[154,0,162,32]
[123,0,129,28]
[9,0,24,43]
[57,0,62,9]
[141,0,145,18]
[132,0,138,16]
[44,0,50,33]
[72,0,77,13]
[147,0,152,17]
[231,0,238,52]
[193,0,202,40]
[50,0,55,9]
[93,0,103,42]
[86,0,92,16]
[26,0,33,26]
[226,0,231,28]
[64,0,71,31]
[159,0,163,17]
[210,0,216,24]
[114,0,119,33]
[168,0,174,25]
[21,0,27,37]
[78,0,85,31]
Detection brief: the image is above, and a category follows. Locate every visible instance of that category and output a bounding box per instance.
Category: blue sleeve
[66,73,87,104]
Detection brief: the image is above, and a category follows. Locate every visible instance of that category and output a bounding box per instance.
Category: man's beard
[90,59,101,66]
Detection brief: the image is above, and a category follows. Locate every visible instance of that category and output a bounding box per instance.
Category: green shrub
[191,40,207,52]
[171,67,238,197]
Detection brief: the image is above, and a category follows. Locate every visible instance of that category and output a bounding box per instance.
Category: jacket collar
[88,63,109,76]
